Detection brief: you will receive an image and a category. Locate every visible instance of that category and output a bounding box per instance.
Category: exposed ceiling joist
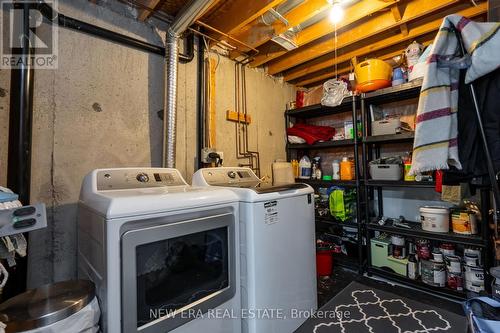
[269,0,461,76]
[250,0,398,67]
[203,0,287,37]
[137,0,163,21]
[281,1,486,82]
[228,0,331,55]
[390,2,410,35]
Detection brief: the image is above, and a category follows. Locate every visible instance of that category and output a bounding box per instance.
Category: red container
[435,170,443,193]
[296,90,305,108]
[316,250,334,276]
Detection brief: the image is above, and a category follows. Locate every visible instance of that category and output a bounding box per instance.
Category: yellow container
[451,210,478,235]
[404,162,415,181]
[355,59,393,93]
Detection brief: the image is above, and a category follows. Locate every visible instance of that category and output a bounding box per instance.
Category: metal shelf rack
[285,80,492,299]
[360,81,492,299]
[286,96,364,274]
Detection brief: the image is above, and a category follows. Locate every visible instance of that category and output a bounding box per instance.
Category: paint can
[464,254,480,267]
[391,235,406,259]
[447,272,464,291]
[420,206,450,233]
[416,239,431,260]
[422,260,446,287]
[445,255,463,291]
[451,210,478,235]
[464,266,485,292]
[432,250,444,263]
[445,255,462,273]
[439,243,455,256]
[464,248,482,266]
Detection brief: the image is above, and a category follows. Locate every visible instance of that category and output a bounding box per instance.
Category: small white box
[369,164,403,181]
[372,119,401,136]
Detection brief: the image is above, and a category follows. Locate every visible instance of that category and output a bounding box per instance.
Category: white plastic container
[369,164,402,180]
[298,155,312,179]
[420,206,450,233]
[332,160,340,180]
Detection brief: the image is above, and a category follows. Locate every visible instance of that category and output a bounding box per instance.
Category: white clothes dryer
[78,168,241,333]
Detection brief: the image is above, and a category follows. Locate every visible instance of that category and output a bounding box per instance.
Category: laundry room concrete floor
[317,266,359,307]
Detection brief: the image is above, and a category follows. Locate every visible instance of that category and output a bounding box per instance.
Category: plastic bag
[287,135,306,144]
[17,297,100,333]
[329,189,346,221]
[321,79,348,107]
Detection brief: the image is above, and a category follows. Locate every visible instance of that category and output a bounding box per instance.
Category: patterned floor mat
[296,280,466,333]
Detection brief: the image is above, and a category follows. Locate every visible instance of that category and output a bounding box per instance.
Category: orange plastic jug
[340,157,354,180]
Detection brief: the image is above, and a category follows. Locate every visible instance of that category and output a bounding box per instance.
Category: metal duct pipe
[162,0,215,168]
[163,29,179,168]
[261,0,305,25]
[196,36,205,169]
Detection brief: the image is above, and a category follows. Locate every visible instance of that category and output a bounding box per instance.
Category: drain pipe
[162,0,215,168]
[8,2,34,206]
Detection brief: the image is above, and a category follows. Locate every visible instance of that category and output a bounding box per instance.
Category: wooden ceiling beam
[292,4,486,86]
[250,0,398,67]
[269,0,461,75]
[390,3,403,22]
[137,0,163,21]
[203,0,287,36]
[282,1,485,81]
[400,22,409,36]
[228,0,331,55]
[390,2,409,35]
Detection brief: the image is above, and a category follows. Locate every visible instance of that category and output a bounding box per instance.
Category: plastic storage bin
[370,237,391,268]
[369,164,403,180]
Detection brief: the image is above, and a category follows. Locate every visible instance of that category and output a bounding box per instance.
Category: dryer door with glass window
[121,213,236,333]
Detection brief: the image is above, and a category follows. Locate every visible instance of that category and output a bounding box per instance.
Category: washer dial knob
[227,171,237,179]
[136,173,150,183]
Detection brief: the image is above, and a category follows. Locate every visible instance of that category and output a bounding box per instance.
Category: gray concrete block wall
[212,55,295,180]
[0,0,295,288]
[27,0,167,287]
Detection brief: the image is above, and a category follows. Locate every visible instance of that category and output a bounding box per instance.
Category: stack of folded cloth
[286,123,336,145]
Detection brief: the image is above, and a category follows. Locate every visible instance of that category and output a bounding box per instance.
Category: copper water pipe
[196,21,260,55]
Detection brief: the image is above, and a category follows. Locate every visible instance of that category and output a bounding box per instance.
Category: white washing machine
[192,167,317,333]
[78,168,242,333]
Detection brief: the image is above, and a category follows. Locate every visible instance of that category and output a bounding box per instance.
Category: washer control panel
[96,168,187,190]
[200,167,260,187]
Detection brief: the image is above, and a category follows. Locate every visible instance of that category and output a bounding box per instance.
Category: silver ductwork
[163,28,179,168]
[261,0,305,25]
[162,0,216,168]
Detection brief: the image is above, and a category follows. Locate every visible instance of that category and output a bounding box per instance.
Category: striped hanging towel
[410,15,500,175]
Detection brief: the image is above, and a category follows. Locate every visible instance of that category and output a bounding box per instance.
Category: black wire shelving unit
[286,95,365,273]
[360,81,492,300]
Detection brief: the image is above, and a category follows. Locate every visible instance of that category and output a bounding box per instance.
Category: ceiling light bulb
[329,3,344,24]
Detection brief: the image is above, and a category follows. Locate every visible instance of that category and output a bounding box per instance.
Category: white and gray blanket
[410,15,500,175]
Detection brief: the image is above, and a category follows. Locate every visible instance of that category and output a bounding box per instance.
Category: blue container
[392,67,405,86]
